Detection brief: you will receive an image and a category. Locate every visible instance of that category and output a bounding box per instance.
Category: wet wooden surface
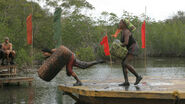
[59,76,185,100]
[0,65,17,69]
[0,65,34,87]
[0,65,17,77]
[0,77,34,87]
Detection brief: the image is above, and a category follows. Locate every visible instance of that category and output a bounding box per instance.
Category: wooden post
[0,83,3,88]
[108,55,113,78]
[109,55,112,69]
[17,82,20,86]
[29,81,32,86]
[29,0,34,76]
[144,6,147,72]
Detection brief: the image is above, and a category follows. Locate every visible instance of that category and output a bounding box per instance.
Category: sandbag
[110,40,128,59]
[123,19,136,32]
[38,45,72,81]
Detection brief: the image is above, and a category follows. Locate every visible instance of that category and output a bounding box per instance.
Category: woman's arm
[51,49,57,53]
[9,43,13,50]
[122,29,131,47]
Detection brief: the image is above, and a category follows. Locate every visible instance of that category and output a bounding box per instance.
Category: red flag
[100,35,110,56]
[112,29,121,38]
[141,20,145,48]
[26,14,32,45]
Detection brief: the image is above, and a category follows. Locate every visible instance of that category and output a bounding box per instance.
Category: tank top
[120,32,136,49]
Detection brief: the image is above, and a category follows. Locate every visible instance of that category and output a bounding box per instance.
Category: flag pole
[144,6,147,72]
[106,32,112,78]
[27,1,34,103]
[31,0,34,71]
[100,32,112,79]
[109,54,112,78]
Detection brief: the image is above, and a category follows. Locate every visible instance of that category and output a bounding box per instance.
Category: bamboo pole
[28,1,35,104]
[144,6,147,72]
[109,54,113,78]
[31,0,34,71]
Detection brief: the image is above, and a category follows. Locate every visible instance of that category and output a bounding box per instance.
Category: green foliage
[75,46,96,61]
[15,48,32,67]
[0,0,184,68]
[140,14,185,57]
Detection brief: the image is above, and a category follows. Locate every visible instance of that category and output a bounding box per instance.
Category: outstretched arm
[51,49,57,53]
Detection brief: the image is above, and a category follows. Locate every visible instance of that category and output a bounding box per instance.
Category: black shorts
[128,43,139,56]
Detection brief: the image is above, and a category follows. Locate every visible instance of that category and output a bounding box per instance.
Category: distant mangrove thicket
[0,0,184,67]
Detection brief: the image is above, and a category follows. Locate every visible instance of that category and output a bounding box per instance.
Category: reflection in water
[135,86,141,91]
[28,87,34,104]
[0,86,34,104]
[119,85,141,91]
[124,86,129,91]
[0,57,184,104]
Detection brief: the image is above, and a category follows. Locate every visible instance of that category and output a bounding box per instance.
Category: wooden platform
[0,65,17,77]
[59,76,185,104]
[0,65,34,88]
[0,77,34,88]
[0,65,16,69]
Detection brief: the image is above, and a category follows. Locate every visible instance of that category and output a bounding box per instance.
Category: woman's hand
[121,43,126,47]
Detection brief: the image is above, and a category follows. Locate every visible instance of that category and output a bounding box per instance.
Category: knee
[9,53,15,58]
[121,61,126,70]
[12,50,16,55]
[66,67,73,77]
[121,58,126,66]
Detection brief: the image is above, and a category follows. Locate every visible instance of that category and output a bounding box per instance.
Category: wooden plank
[0,77,34,87]
[59,85,177,99]
[0,73,17,76]
[0,65,16,69]
[0,65,17,77]
[0,77,34,88]
[58,76,185,100]
[0,77,34,83]
[79,95,175,104]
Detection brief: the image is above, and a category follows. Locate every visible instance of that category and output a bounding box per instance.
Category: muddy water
[0,57,184,104]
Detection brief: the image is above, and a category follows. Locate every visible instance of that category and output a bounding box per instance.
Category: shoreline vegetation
[0,0,184,68]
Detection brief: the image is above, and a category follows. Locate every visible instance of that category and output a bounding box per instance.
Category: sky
[86,0,185,21]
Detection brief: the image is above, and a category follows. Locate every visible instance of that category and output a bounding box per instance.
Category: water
[0,57,184,104]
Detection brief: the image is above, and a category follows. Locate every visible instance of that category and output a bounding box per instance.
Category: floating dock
[0,65,17,77]
[59,76,185,104]
[0,65,34,87]
[0,77,34,87]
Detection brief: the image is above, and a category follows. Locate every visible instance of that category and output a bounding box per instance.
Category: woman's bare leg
[119,57,130,86]
[66,56,82,86]
[71,72,82,86]
[125,54,142,85]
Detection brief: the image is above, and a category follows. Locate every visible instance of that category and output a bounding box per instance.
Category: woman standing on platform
[118,19,142,86]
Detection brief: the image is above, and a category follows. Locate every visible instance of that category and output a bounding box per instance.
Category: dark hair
[0,44,2,49]
[121,19,126,25]
[41,48,52,54]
